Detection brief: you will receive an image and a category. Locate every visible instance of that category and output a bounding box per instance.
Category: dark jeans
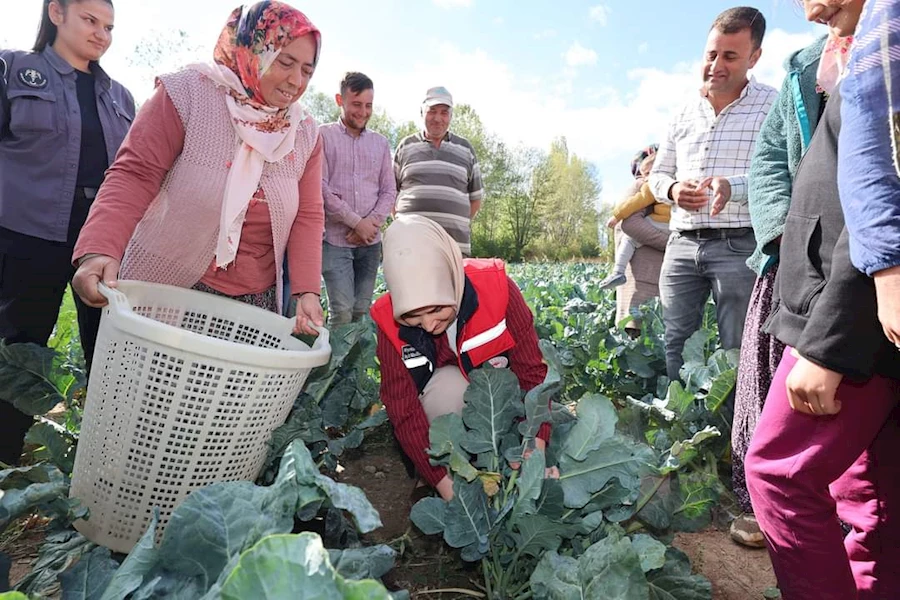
[321,241,381,327]
[0,240,100,465]
[659,229,757,381]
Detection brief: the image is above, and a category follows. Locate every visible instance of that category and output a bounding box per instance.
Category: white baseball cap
[422,86,454,108]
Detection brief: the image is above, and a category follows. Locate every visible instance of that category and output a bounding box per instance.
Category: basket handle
[310,325,330,351]
[98,282,130,313]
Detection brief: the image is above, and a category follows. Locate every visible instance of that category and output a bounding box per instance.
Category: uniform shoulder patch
[0,57,7,83]
[17,67,48,89]
[402,345,423,361]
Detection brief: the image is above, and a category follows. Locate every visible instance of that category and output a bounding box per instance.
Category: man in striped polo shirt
[393,87,484,256]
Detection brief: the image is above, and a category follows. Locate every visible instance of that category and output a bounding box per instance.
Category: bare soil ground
[336,427,778,600]
[4,425,776,599]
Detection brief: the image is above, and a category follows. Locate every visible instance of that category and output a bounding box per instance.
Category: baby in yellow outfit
[599,146,670,290]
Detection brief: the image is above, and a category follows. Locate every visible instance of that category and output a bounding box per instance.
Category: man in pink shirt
[319,72,397,326]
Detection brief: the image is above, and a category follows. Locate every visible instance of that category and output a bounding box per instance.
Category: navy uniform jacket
[0,45,134,243]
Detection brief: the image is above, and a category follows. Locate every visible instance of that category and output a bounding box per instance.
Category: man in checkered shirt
[649,6,777,382]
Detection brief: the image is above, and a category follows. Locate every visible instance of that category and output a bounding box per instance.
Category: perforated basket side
[71,282,330,554]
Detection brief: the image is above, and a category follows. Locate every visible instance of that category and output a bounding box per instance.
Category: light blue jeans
[659,230,757,381]
[321,241,382,326]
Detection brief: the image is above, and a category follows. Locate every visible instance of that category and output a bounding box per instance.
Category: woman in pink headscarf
[72,1,324,334]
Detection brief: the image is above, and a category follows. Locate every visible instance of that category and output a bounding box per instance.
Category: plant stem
[412,588,486,598]
[481,558,493,599]
[505,469,519,497]
[515,591,533,600]
[510,578,532,598]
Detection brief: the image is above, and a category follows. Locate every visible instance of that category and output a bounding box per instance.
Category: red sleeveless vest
[370,259,516,389]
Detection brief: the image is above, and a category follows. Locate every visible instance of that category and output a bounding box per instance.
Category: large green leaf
[303,322,370,404]
[25,422,76,475]
[263,399,327,476]
[704,351,738,414]
[577,533,650,600]
[530,551,581,600]
[670,470,721,533]
[0,464,82,531]
[209,533,392,600]
[562,394,617,461]
[442,480,490,561]
[558,436,655,508]
[534,478,567,520]
[530,533,649,600]
[513,449,546,518]
[647,548,712,600]
[631,534,667,573]
[158,481,288,587]
[16,530,95,598]
[428,413,477,481]
[660,427,720,475]
[99,511,160,600]
[519,380,560,440]
[460,369,524,457]
[0,342,81,415]
[276,441,382,533]
[327,545,397,581]
[679,330,715,384]
[312,474,383,534]
[59,546,118,600]
[409,497,447,536]
[513,513,563,557]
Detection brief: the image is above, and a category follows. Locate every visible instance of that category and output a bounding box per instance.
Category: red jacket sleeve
[376,328,447,486]
[505,276,552,442]
[73,81,184,264]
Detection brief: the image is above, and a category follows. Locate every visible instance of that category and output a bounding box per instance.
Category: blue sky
[2,0,823,205]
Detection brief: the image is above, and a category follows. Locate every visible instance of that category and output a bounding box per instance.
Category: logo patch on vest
[0,57,7,83]
[402,345,430,370]
[487,356,509,369]
[17,67,47,89]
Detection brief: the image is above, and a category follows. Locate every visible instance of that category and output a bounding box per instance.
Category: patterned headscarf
[189,2,321,268]
[213,1,321,107]
[631,144,659,178]
[816,32,854,95]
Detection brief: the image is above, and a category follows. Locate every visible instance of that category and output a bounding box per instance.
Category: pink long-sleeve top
[73,82,324,297]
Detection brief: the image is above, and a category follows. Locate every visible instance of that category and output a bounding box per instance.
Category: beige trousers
[420,366,469,422]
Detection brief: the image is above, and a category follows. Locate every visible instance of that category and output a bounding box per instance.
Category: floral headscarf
[189,2,321,268]
[816,32,854,95]
[213,1,321,107]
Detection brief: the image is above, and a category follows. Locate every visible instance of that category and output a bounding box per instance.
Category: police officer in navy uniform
[0,0,133,465]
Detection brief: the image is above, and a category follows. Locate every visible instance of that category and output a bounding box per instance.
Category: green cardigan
[747,36,827,275]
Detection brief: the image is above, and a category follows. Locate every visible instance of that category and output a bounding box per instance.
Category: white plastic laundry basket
[69,281,330,554]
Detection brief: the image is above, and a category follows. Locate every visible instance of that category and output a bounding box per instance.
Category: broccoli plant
[409,368,714,600]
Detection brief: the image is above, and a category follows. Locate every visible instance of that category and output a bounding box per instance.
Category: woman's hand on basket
[293,292,324,336]
[72,254,121,307]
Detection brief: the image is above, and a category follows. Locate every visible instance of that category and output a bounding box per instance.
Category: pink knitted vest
[119,69,318,313]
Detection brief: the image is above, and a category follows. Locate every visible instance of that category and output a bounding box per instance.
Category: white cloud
[638,42,649,55]
[533,29,557,40]
[433,0,472,8]
[588,4,611,26]
[564,42,598,67]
